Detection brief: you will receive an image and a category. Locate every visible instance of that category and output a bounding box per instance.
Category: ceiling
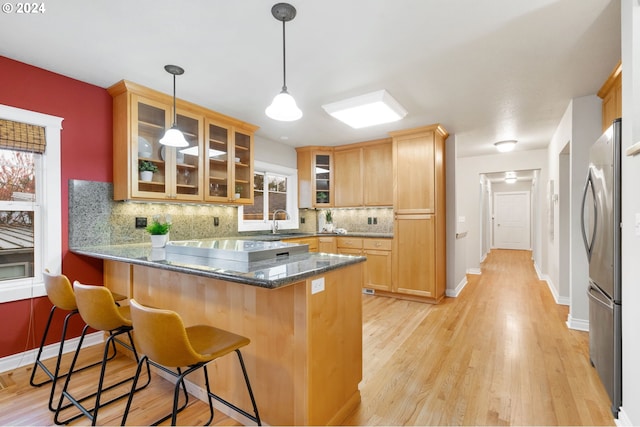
[0,0,620,157]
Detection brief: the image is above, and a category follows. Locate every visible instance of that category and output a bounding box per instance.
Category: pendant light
[265,3,302,121]
[159,64,189,147]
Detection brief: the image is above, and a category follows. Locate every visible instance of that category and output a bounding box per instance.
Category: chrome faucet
[272,209,290,234]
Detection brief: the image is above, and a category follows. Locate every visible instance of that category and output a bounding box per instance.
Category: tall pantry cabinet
[390,124,448,302]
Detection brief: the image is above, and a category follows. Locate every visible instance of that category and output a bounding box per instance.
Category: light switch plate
[311,278,325,294]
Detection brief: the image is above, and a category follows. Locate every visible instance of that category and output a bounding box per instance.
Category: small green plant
[235,185,243,193]
[325,209,333,223]
[145,219,171,235]
[139,160,158,173]
[317,192,328,202]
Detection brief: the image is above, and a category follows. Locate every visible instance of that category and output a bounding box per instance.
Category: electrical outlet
[301,217,305,224]
[363,288,375,295]
[373,217,378,225]
[311,278,325,294]
[214,217,220,227]
[135,217,147,228]
[367,217,372,224]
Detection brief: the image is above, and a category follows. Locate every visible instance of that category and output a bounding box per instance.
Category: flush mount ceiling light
[159,65,189,147]
[494,139,517,153]
[265,3,302,122]
[322,89,408,129]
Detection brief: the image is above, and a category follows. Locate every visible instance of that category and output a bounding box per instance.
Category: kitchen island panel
[104,260,362,426]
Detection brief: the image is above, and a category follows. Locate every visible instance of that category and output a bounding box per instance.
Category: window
[0,105,63,303]
[238,161,298,232]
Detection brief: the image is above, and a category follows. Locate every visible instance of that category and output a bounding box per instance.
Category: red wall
[0,56,113,358]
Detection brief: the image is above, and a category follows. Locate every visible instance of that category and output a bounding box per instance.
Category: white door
[493,191,530,250]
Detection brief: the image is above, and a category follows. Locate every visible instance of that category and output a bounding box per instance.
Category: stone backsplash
[68,180,393,247]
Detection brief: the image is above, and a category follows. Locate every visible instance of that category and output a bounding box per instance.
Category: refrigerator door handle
[581,169,598,262]
[588,283,614,310]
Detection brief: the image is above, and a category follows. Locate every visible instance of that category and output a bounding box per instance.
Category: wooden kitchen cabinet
[598,61,622,133]
[363,141,393,206]
[282,236,318,252]
[390,124,448,303]
[334,139,393,207]
[337,237,363,255]
[363,238,392,292]
[296,147,333,208]
[334,147,363,207]
[108,80,258,204]
[317,236,337,253]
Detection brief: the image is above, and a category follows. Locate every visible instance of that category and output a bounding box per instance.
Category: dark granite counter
[241,231,394,241]
[72,242,366,289]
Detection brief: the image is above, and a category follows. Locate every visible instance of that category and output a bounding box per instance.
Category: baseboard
[466,267,481,275]
[566,315,589,332]
[0,332,104,374]
[446,276,468,298]
[533,262,570,307]
[616,407,632,426]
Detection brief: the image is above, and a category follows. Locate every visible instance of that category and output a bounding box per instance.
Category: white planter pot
[140,171,154,182]
[150,234,168,248]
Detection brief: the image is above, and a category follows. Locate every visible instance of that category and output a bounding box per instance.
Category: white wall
[620,0,640,424]
[254,135,297,168]
[446,135,468,294]
[456,149,548,272]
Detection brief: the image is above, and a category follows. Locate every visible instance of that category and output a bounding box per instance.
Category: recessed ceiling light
[322,89,407,129]
[494,140,517,152]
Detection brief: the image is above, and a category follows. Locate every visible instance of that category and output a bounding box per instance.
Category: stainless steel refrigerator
[581,118,622,417]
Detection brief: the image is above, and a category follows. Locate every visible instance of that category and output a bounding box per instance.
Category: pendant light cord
[172,73,177,126]
[282,18,287,92]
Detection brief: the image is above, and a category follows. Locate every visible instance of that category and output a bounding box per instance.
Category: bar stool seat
[30,270,126,412]
[54,282,150,426]
[121,299,261,426]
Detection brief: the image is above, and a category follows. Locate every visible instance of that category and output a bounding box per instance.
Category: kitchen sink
[165,239,309,262]
[248,232,315,241]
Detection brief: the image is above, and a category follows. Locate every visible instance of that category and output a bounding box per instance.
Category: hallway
[344,249,615,425]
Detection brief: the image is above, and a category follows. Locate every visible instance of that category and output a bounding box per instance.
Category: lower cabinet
[363,239,392,292]
[283,236,318,252]
[317,236,337,253]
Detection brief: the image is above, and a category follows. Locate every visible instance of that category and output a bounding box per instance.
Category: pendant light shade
[160,64,189,147]
[266,3,302,121]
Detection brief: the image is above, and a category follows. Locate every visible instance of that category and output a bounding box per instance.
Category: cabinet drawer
[336,237,363,249]
[363,238,392,251]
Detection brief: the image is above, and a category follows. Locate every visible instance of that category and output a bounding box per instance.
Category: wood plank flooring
[0,249,615,425]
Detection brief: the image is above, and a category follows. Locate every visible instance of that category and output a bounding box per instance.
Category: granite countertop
[72,242,366,289]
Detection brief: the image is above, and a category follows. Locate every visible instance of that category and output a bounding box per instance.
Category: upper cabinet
[108,80,258,204]
[334,147,363,207]
[598,61,622,133]
[296,147,333,208]
[362,140,392,206]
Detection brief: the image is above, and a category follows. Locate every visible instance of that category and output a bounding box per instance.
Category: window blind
[0,119,46,153]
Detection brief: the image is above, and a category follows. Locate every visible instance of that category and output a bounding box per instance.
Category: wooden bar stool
[121,299,261,426]
[30,270,126,412]
[54,282,150,426]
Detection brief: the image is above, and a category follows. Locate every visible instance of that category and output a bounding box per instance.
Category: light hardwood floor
[0,249,615,425]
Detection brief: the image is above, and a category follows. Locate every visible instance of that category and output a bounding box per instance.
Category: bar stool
[121,299,261,426]
[30,270,126,412]
[54,282,150,426]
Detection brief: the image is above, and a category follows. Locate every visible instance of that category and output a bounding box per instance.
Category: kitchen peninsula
[73,241,365,426]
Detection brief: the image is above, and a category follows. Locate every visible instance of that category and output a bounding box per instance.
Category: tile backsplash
[68,180,393,247]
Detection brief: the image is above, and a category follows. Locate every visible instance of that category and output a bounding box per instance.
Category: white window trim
[0,104,63,303]
[238,161,299,232]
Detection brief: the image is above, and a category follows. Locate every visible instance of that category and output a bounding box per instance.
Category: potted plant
[139,160,158,182]
[235,184,243,199]
[146,218,171,248]
[324,209,334,233]
[317,192,328,203]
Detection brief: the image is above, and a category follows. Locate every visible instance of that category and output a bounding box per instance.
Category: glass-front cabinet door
[314,152,332,207]
[233,129,254,204]
[204,120,254,204]
[131,95,203,201]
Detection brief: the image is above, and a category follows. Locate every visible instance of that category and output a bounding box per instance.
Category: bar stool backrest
[73,282,132,331]
[43,270,77,311]
[129,299,205,367]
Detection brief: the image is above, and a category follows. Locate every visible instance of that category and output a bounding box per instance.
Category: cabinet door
[232,129,254,204]
[394,132,435,214]
[337,247,362,256]
[132,95,172,199]
[394,216,435,298]
[314,152,333,207]
[283,237,318,252]
[318,236,337,253]
[334,148,363,207]
[363,143,393,206]
[364,249,392,291]
[205,120,232,202]
[173,111,204,201]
